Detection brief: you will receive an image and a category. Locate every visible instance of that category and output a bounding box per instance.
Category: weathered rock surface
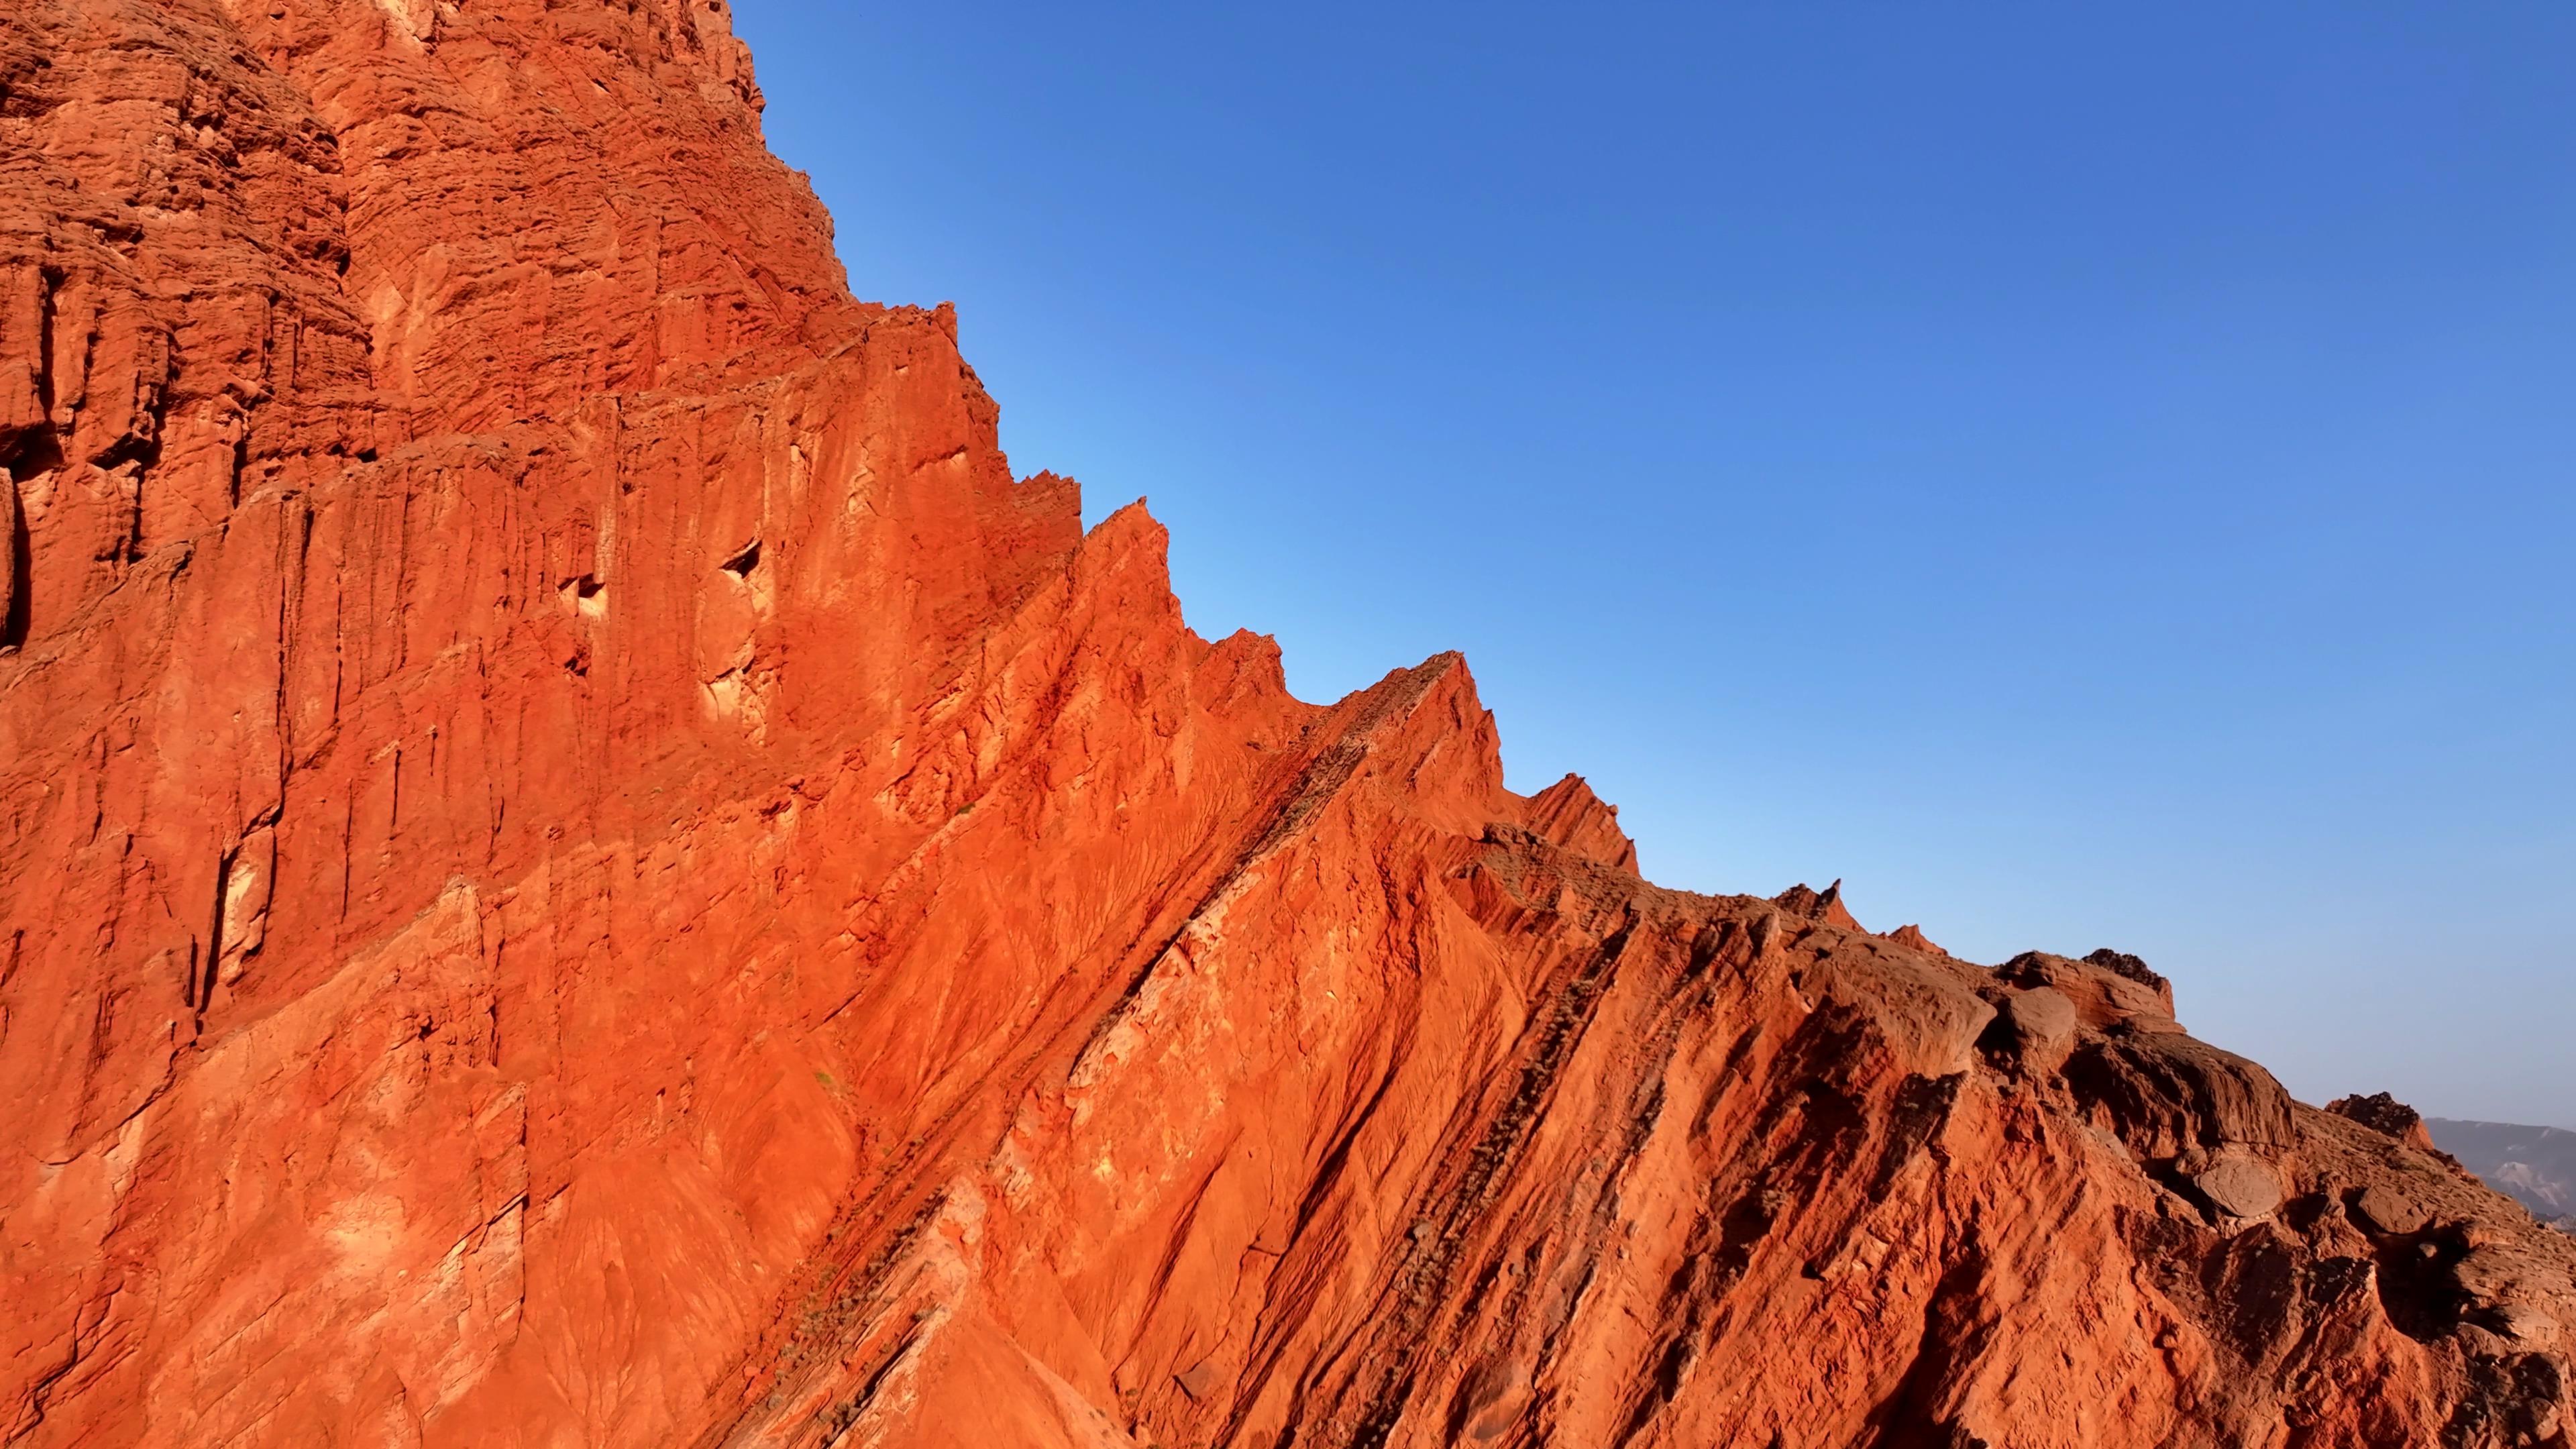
[2190,1150,2286,1222]
[3,3,2573,1446]
[2337,1092,2443,1154]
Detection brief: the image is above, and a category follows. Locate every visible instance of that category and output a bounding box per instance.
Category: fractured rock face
[2332,1089,2443,1152]
[1,3,2573,1448]
[2065,1026,2299,1160]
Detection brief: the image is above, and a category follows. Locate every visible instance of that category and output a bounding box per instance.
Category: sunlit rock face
[3,4,2571,1446]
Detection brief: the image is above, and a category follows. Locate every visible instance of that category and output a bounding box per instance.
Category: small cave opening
[5,431,65,483]
[2,431,56,651]
[4,498,26,651]
[2371,1223,2475,1342]
[560,574,606,618]
[718,539,761,578]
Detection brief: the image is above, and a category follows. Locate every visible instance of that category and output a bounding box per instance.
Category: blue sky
[734,3,2574,1126]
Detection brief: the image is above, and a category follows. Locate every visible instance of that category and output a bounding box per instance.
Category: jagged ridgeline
[2,3,2571,1446]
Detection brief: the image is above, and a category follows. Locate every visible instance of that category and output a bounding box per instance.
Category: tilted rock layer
[2,3,2571,1446]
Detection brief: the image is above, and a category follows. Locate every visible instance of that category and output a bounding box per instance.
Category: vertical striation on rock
[1,3,2571,1447]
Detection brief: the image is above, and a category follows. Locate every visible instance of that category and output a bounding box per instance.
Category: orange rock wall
[3,3,2571,1446]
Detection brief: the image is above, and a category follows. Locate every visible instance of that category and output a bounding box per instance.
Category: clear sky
[733,2,2574,1127]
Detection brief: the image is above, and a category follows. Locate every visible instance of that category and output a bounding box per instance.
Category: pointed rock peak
[1521,773,1638,873]
[1886,922,1945,956]
[1773,879,1863,932]
[1015,469,1082,505]
[1205,627,1285,672]
[1089,496,1157,539]
[1333,651,1480,736]
[1075,497,1173,588]
[1391,648,1470,695]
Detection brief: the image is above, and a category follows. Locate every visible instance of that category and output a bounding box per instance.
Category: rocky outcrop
[2336,1092,2443,1154]
[3,2,2572,1446]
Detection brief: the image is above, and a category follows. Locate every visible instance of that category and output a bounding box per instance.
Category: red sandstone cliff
[2,3,2571,1446]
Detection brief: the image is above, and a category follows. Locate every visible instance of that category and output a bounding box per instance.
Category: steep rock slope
[2,3,2571,1447]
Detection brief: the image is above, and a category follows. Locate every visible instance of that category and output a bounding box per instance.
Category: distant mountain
[2429,1118,2576,1231]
